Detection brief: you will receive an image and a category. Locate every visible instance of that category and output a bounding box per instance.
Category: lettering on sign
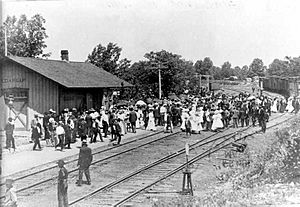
[2,78,26,83]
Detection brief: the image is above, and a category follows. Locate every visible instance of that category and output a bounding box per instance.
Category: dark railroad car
[261,76,300,97]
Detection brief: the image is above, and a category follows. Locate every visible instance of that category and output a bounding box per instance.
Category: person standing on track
[57,160,68,207]
[77,140,93,186]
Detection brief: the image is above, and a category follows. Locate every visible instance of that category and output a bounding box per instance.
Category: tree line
[1,14,300,98]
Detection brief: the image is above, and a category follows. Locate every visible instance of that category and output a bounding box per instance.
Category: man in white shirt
[101,110,109,138]
[56,121,65,151]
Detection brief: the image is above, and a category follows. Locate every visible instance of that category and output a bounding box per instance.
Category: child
[184,117,192,136]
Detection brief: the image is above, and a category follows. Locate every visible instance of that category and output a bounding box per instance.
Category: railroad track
[0,129,177,198]
[68,113,290,207]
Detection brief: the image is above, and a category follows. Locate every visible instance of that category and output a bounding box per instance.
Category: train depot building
[0,51,132,130]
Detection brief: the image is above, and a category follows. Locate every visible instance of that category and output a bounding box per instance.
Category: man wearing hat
[128,107,137,133]
[57,160,68,207]
[32,114,42,151]
[4,179,17,207]
[77,140,93,186]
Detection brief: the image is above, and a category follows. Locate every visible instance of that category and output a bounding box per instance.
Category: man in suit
[77,140,93,186]
[57,160,68,207]
[128,107,137,133]
[32,114,42,151]
[112,118,122,145]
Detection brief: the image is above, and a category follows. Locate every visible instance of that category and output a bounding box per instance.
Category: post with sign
[181,143,193,195]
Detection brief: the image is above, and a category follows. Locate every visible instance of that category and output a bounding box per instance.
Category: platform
[1,127,162,177]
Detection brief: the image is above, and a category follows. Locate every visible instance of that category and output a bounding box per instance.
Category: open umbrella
[247,95,255,100]
[136,100,146,105]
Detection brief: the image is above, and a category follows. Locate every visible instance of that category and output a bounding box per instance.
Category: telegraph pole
[158,67,162,99]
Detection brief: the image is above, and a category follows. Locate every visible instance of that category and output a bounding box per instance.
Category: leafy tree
[143,50,187,97]
[220,61,233,78]
[285,56,300,76]
[0,14,50,57]
[210,66,222,80]
[194,57,213,75]
[249,58,265,77]
[87,42,124,74]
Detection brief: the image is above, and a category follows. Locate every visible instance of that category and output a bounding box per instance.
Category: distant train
[260,76,300,98]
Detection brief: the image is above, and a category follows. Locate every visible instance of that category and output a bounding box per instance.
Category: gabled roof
[6,56,132,88]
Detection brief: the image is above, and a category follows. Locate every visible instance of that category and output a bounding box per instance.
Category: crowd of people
[4,90,300,153]
[4,88,300,207]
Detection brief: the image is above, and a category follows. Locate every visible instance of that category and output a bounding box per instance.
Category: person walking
[3,179,17,207]
[128,107,137,133]
[57,160,68,207]
[64,120,72,149]
[258,106,267,133]
[184,117,192,136]
[112,118,122,145]
[77,140,93,186]
[32,115,42,151]
[56,121,65,151]
[5,118,16,152]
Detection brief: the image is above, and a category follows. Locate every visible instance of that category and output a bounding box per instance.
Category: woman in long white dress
[190,110,198,133]
[194,112,203,133]
[146,109,156,131]
[180,108,189,131]
[286,97,294,113]
[211,110,223,131]
[271,98,278,113]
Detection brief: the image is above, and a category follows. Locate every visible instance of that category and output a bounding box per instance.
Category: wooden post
[182,143,193,195]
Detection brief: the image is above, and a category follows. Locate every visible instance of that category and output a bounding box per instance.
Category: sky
[1,0,300,67]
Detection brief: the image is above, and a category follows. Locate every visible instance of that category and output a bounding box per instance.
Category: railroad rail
[115,115,292,207]
[69,113,290,207]
[0,129,177,199]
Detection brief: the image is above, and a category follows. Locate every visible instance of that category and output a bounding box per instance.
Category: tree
[194,57,213,75]
[220,61,233,78]
[285,56,300,76]
[143,50,187,97]
[0,14,50,57]
[87,42,123,74]
[249,58,265,77]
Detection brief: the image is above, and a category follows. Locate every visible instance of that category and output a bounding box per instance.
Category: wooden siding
[2,60,60,113]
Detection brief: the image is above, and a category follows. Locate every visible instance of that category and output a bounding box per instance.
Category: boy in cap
[4,179,17,207]
[57,160,68,207]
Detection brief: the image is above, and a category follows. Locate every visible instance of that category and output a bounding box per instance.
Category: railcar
[260,76,300,98]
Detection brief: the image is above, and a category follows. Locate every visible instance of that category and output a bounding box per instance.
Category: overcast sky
[2,0,300,67]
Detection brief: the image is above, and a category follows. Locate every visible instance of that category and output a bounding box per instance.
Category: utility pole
[158,67,162,99]
[199,74,202,89]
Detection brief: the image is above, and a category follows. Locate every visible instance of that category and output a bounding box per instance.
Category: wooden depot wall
[2,59,60,113]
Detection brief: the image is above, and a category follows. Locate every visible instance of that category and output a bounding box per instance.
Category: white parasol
[136,100,146,105]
